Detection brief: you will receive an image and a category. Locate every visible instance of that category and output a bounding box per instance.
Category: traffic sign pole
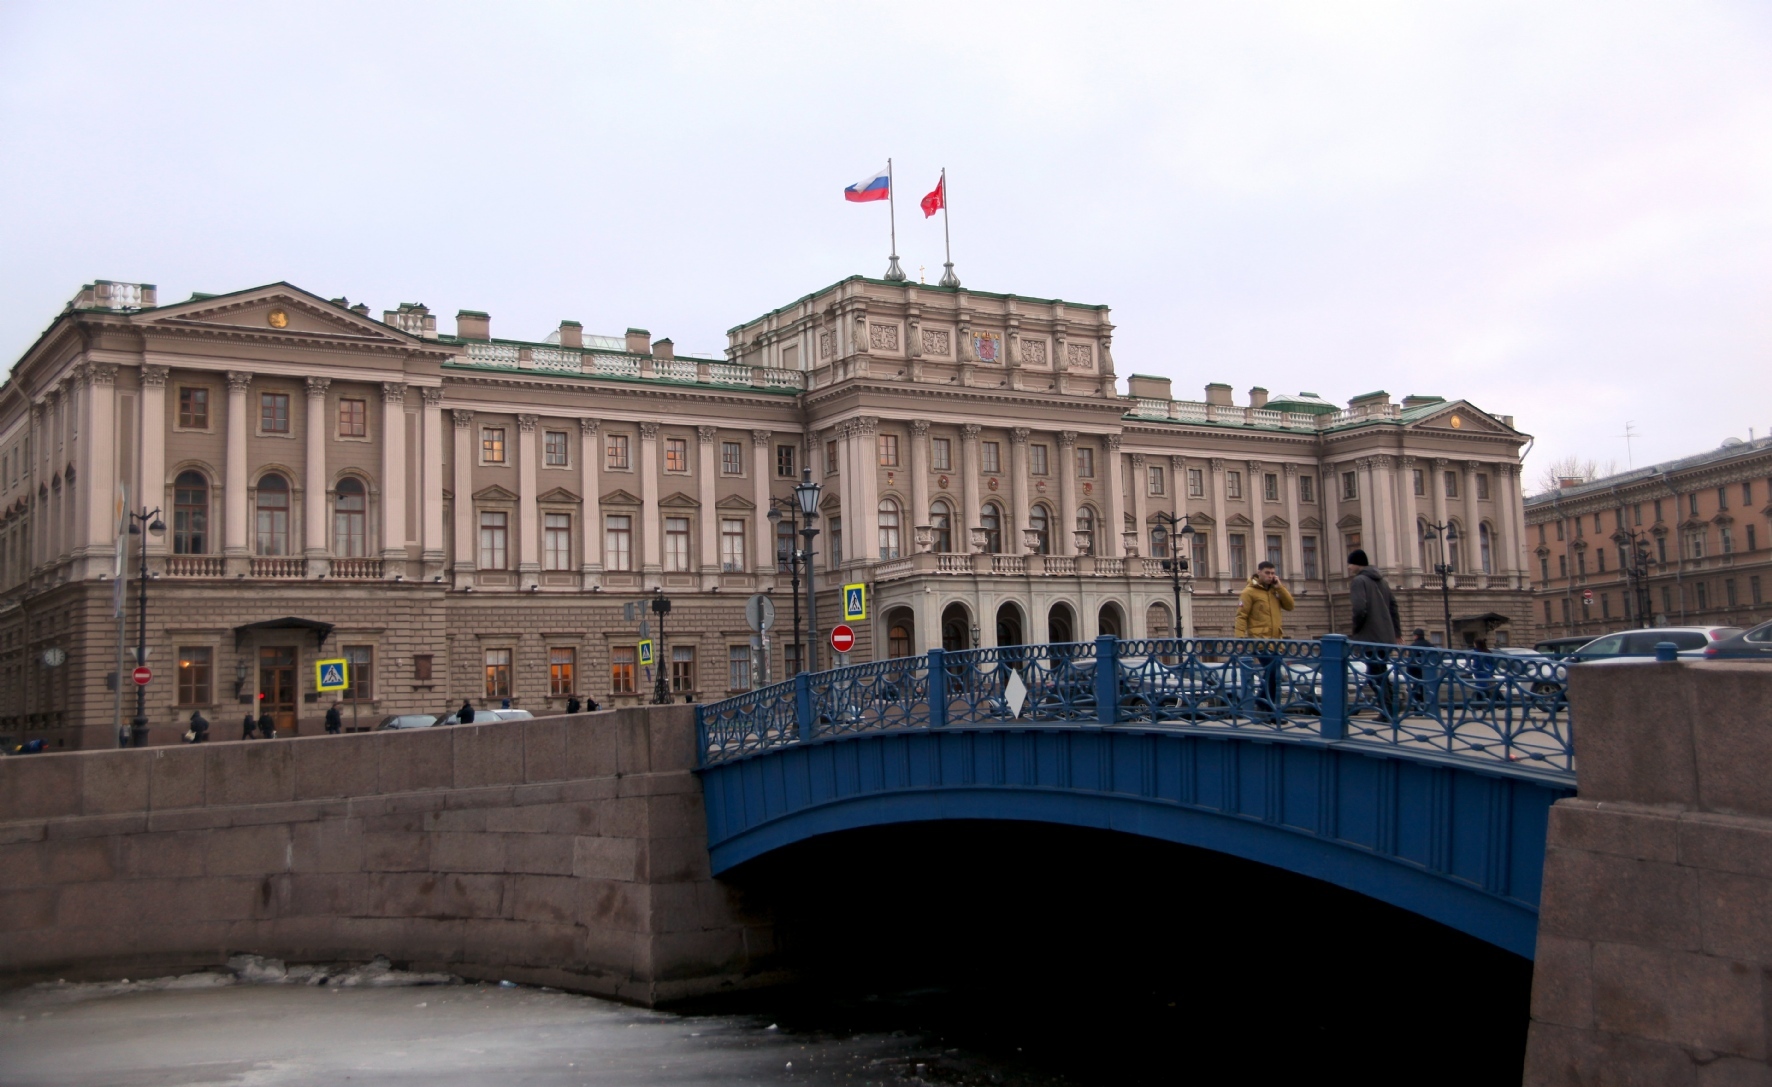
[131,665,152,686]
[830,624,856,655]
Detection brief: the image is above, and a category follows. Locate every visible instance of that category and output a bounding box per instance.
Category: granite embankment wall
[1526,662,1772,1086]
[0,706,774,1004]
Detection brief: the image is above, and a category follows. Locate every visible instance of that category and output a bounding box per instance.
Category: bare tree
[1534,454,1620,495]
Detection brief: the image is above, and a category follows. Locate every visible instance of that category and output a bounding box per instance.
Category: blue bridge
[696,635,1574,960]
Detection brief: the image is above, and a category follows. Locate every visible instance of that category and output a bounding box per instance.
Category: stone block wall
[1525,661,1772,1085]
[0,706,775,1004]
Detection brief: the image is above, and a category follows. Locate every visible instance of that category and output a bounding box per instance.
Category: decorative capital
[1106,435,1122,452]
[910,419,930,438]
[1057,429,1077,449]
[518,414,539,432]
[1467,459,1483,472]
[578,417,601,436]
[1282,463,1298,477]
[306,376,332,398]
[226,371,253,393]
[140,364,170,389]
[1398,455,1416,468]
[85,363,117,386]
[1372,454,1394,469]
[961,423,981,441]
[1209,458,1225,471]
[750,428,772,446]
[419,386,445,407]
[639,420,661,439]
[1130,453,1147,469]
[382,382,407,405]
[1170,455,1186,471]
[697,425,718,444]
[1011,427,1031,445]
[452,409,475,429]
[1356,457,1375,470]
[855,416,879,436]
[1246,459,1262,474]
[1434,457,1449,467]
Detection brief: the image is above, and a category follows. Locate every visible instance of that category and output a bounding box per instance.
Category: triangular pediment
[141,283,419,346]
[715,494,756,510]
[1300,516,1322,530]
[1336,513,1363,530]
[1407,402,1514,435]
[658,491,700,509]
[820,494,842,513]
[1186,512,1216,527]
[600,488,641,506]
[473,484,519,502]
[537,487,579,504]
[1225,513,1254,528]
[1263,515,1289,529]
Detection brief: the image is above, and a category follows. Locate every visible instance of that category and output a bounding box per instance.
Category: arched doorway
[996,601,1025,647]
[1098,601,1125,638]
[1048,602,1076,644]
[884,607,915,658]
[941,603,973,651]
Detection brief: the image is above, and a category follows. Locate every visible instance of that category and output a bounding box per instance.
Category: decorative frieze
[1066,343,1094,370]
[868,323,899,351]
[921,329,951,356]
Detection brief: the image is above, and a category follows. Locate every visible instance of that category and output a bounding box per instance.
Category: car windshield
[1747,624,1772,643]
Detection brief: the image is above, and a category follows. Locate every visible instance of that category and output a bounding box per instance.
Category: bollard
[1094,635,1119,725]
[1319,635,1349,740]
[1654,640,1678,663]
[927,647,948,728]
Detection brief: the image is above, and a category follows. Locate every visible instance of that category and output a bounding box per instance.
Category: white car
[1566,627,1741,663]
[434,708,535,725]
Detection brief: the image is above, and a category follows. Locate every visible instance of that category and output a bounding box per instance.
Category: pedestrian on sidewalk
[324,703,343,734]
[1234,560,1295,715]
[184,710,210,743]
[1346,549,1401,715]
[564,695,581,715]
[241,711,258,740]
[257,709,276,739]
[457,699,475,725]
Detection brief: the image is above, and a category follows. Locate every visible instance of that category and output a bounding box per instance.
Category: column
[380,383,408,576]
[224,371,251,571]
[451,410,475,581]
[1323,460,1342,587]
[1011,428,1032,549]
[1357,458,1379,568]
[1464,460,1484,584]
[80,364,118,552]
[138,365,167,555]
[1057,432,1078,557]
[1129,453,1148,556]
[960,424,982,547]
[696,426,719,580]
[1371,456,1398,572]
[1104,434,1125,559]
[1246,458,1264,568]
[835,423,855,567]
[1209,458,1228,586]
[420,387,446,578]
[639,421,661,578]
[909,420,930,540]
[1283,463,1303,579]
[1430,457,1450,568]
[1398,455,1421,584]
[516,414,540,588]
[751,429,772,575]
[580,419,602,587]
[304,377,330,574]
[854,417,880,563]
[1498,463,1524,588]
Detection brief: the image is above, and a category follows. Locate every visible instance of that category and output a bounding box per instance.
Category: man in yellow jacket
[1235,561,1295,716]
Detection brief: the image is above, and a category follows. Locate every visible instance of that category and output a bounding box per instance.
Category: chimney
[456,310,490,340]
[1248,387,1268,409]
[653,337,675,360]
[140,284,157,308]
[350,303,370,316]
[558,320,582,349]
[625,327,652,355]
[1204,382,1234,406]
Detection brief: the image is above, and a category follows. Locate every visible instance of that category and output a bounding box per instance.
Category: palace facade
[0,276,1534,748]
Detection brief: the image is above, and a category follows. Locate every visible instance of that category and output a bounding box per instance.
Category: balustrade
[990,555,1027,575]
[466,342,520,368]
[249,557,304,578]
[531,347,583,373]
[164,555,225,577]
[330,557,383,579]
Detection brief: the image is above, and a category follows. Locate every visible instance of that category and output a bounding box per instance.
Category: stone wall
[1525,661,1772,1085]
[0,706,775,1005]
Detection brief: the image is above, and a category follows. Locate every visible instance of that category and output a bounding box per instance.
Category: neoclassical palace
[0,276,1534,748]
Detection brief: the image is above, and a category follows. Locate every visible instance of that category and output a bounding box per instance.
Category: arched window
[1098,601,1125,638]
[1480,522,1494,575]
[1029,505,1051,555]
[173,470,208,555]
[1076,506,1097,555]
[1448,522,1463,572]
[334,478,367,557]
[878,497,901,560]
[930,500,953,553]
[1418,519,1430,571]
[254,474,290,556]
[981,502,1003,554]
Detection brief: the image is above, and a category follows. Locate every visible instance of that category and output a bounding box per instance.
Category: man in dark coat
[564,696,581,715]
[458,699,475,725]
[258,710,276,739]
[242,712,258,740]
[187,711,209,743]
[1346,549,1402,714]
[324,703,343,734]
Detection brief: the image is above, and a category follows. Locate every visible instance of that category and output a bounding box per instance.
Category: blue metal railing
[697,635,1574,777]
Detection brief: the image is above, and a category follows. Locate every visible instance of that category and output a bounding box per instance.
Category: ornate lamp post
[767,496,809,674]
[127,506,167,747]
[793,468,823,672]
[1420,520,1458,648]
[649,588,672,705]
[1620,528,1656,628]
[1150,511,1196,638]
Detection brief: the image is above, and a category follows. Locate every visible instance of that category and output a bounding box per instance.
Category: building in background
[0,276,1533,749]
[1525,437,1772,639]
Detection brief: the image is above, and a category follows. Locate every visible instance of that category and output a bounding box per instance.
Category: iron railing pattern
[697,635,1574,779]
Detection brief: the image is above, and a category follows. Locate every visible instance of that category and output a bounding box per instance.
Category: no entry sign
[131,665,152,686]
[830,624,856,654]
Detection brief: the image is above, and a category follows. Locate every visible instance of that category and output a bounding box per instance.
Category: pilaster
[223,371,252,575]
[304,377,332,577]
[516,413,540,589]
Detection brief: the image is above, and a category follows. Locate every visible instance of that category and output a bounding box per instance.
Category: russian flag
[844,165,890,203]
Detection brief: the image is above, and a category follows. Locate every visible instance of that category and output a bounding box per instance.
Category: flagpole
[938,167,960,287]
[884,158,905,281]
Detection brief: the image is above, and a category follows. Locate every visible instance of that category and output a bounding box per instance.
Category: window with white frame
[878,498,901,559]
[720,518,746,571]
[543,513,572,571]
[981,441,1001,474]
[1030,444,1049,476]
[1187,468,1204,497]
[664,438,688,473]
[1076,446,1095,478]
[1147,465,1164,496]
[478,511,508,569]
[721,441,742,475]
[878,434,899,467]
[604,514,632,571]
[728,645,752,691]
[931,438,952,472]
[1226,471,1242,499]
[544,431,569,466]
[664,516,691,571]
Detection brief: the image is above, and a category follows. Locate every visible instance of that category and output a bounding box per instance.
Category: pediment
[1225,513,1254,528]
[141,283,418,345]
[600,488,641,506]
[820,494,842,513]
[1336,513,1363,530]
[1186,512,1215,527]
[1262,515,1289,529]
[537,487,579,504]
[473,484,519,502]
[715,494,756,510]
[1407,402,1514,435]
[1299,516,1322,530]
[658,491,700,509]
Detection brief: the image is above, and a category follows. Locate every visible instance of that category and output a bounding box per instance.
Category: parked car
[434,707,535,725]
[1703,619,1772,660]
[1534,636,1594,659]
[1566,627,1742,663]
[375,713,442,731]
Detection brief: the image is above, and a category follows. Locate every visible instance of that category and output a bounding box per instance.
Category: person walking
[257,709,277,740]
[564,695,581,715]
[241,711,258,741]
[1234,560,1295,715]
[185,710,209,744]
[1346,549,1402,716]
[1407,628,1434,713]
[457,699,476,725]
[324,702,343,735]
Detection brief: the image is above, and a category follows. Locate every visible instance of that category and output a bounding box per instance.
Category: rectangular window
[1556,521,1565,541]
[1749,524,1759,551]
[1722,527,1735,554]
[932,438,953,472]
[1302,536,1319,580]
[1653,499,1663,523]
[1540,557,1550,583]
[776,519,795,571]
[878,434,899,467]
[550,647,576,696]
[1601,594,1610,619]
[1576,551,1586,576]
[1634,504,1643,526]
[784,642,804,678]
[1575,517,1583,538]
[478,511,508,569]
[176,647,212,706]
[1226,471,1242,499]
[1443,471,1458,498]
[1718,486,1729,511]
[1688,532,1706,560]
[606,433,630,470]
[721,441,742,475]
[261,392,290,434]
[610,647,636,694]
[604,514,632,571]
[830,517,843,566]
[982,441,1001,474]
[1148,465,1165,496]
[1690,493,1700,517]
[665,437,688,473]
[1539,524,1547,545]
[1265,534,1283,569]
[1299,475,1314,503]
[1191,535,1210,578]
[544,512,572,571]
[1558,555,1567,577]
[414,654,433,681]
[1188,468,1204,497]
[481,427,506,463]
[1228,533,1247,580]
[776,444,796,478]
[1477,473,1490,500]
[177,386,209,429]
[1726,579,1739,607]
[1263,473,1278,502]
[1594,513,1602,534]
[1657,536,1666,563]
[343,645,373,702]
[1030,444,1049,477]
[728,645,752,692]
[545,431,569,466]
[1342,471,1358,500]
[1544,600,1554,624]
[1412,469,1425,496]
[1743,481,1754,506]
[1597,549,1605,573]
[720,518,746,572]
[664,516,691,571]
[484,649,512,699]
[826,440,838,474]
[671,645,695,694]
[1697,582,1710,610]
[1076,447,1094,478]
[1753,575,1763,605]
[338,398,367,438]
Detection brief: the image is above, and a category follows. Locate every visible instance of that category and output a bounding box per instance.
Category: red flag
[920,176,944,218]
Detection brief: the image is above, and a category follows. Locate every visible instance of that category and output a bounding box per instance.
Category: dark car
[1704,619,1772,661]
[1533,636,1593,660]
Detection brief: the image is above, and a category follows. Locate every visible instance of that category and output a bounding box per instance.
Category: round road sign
[830,625,856,654]
[131,665,152,686]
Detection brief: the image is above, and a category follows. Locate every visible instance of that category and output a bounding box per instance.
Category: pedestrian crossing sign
[637,639,654,667]
[843,583,867,622]
[315,658,349,692]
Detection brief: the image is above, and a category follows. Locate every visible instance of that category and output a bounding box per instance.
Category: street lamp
[1619,528,1657,628]
[1420,520,1458,649]
[127,507,167,747]
[1150,511,1197,638]
[793,468,823,672]
[767,497,809,675]
[649,588,673,705]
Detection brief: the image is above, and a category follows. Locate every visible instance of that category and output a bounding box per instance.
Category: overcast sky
[2,2,1767,489]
